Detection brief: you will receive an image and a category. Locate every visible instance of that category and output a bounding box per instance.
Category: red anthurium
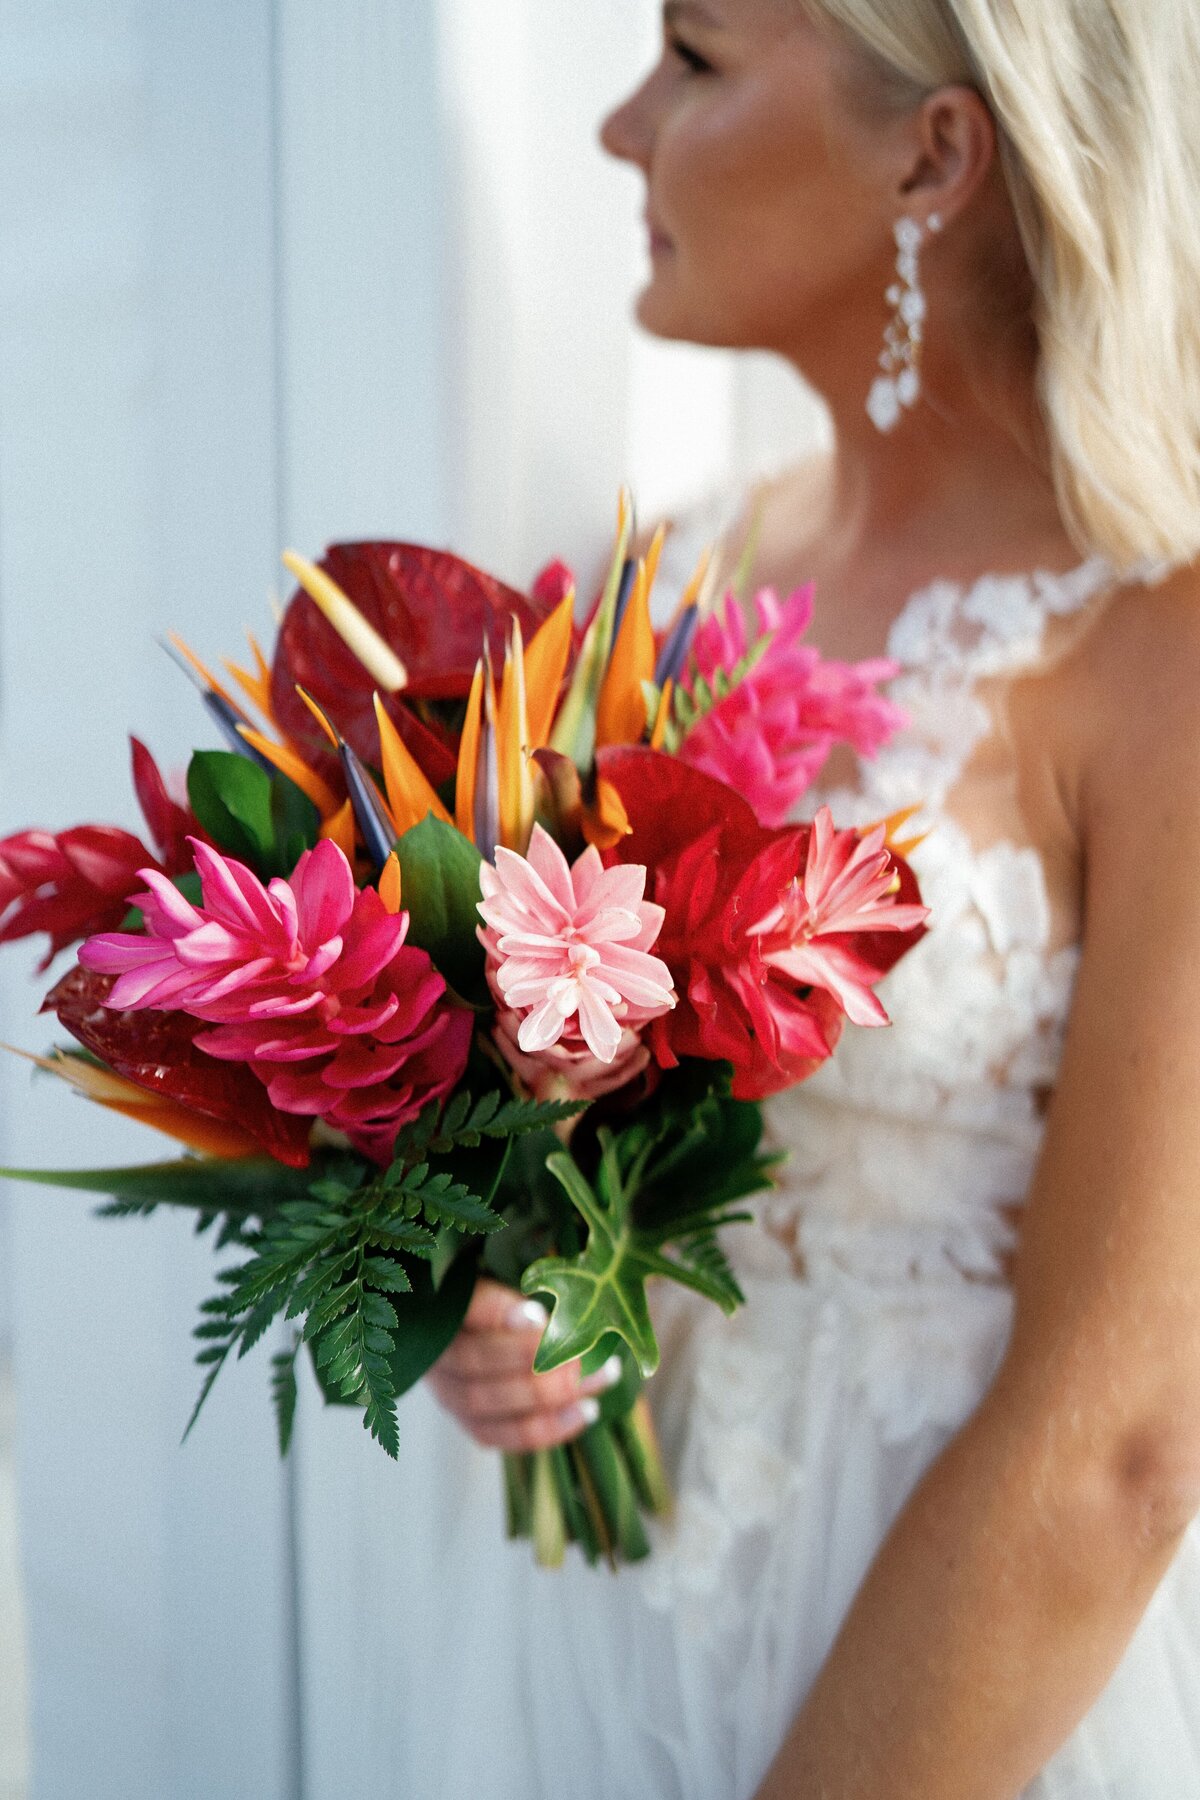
[271,541,559,789]
[597,746,927,1101]
[45,965,313,1167]
[531,559,576,610]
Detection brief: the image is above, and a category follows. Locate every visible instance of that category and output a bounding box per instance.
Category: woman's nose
[599,76,655,171]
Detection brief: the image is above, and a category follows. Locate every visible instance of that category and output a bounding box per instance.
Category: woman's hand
[426,1277,622,1452]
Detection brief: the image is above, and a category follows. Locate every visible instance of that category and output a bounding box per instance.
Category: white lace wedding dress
[381,550,1200,1800]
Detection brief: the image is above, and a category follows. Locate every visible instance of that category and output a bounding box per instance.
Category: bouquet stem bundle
[504,1392,670,1570]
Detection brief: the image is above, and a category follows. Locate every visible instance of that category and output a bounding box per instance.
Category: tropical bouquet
[0,495,926,1568]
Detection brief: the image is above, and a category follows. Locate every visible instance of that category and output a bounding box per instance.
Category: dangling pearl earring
[866,213,942,434]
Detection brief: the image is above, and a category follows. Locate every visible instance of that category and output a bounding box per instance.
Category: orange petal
[581,776,632,850]
[223,632,276,722]
[524,590,575,750]
[373,693,451,835]
[641,522,667,604]
[319,797,357,862]
[595,560,656,748]
[649,678,674,751]
[101,1101,264,1159]
[295,686,342,750]
[456,659,485,843]
[168,632,247,717]
[498,618,535,850]
[678,546,713,615]
[379,851,404,915]
[0,1045,261,1159]
[236,725,340,817]
[863,804,928,859]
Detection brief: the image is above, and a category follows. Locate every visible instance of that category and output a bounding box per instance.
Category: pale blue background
[0,5,818,1794]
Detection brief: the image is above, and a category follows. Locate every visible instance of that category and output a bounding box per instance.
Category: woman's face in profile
[600,0,900,359]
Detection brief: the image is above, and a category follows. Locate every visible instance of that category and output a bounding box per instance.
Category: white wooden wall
[0,5,821,1796]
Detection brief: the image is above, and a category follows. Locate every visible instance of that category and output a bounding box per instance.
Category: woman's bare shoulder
[1064,560,1200,820]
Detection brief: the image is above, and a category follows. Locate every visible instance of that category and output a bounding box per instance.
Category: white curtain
[0,4,823,1795]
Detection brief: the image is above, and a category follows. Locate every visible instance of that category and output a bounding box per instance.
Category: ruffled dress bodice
[372,551,1200,1800]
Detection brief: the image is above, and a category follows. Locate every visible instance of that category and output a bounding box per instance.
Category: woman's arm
[757,576,1200,1800]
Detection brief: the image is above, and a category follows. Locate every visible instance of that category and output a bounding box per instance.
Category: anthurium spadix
[281,549,409,694]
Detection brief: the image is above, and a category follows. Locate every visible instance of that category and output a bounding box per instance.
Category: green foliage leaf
[521,1063,779,1378]
[522,1151,666,1377]
[180,1092,539,1453]
[0,1155,317,1216]
[186,751,319,879]
[270,772,321,869]
[392,814,487,1001]
[187,751,276,866]
[393,1089,585,1166]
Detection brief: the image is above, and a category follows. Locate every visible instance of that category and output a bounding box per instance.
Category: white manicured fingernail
[563,1397,600,1430]
[508,1299,548,1330]
[581,1355,623,1395]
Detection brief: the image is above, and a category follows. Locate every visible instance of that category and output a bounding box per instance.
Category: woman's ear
[898,85,997,229]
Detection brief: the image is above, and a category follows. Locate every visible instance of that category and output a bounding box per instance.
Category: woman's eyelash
[667,35,713,74]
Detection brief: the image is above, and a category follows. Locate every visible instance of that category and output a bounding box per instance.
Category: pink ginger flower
[490,1005,653,1104]
[477,824,675,1080]
[680,586,907,828]
[746,808,929,1027]
[80,838,471,1164]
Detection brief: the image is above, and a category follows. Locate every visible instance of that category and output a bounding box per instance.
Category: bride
[421,2,1200,1795]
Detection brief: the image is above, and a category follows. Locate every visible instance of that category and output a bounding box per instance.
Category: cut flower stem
[503,1396,670,1571]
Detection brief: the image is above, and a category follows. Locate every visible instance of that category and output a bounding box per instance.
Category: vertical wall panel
[273,0,452,550]
[0,6,828,1797]
[0,8,294,1796]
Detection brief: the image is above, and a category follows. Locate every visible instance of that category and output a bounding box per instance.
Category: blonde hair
[804,0,1200,573]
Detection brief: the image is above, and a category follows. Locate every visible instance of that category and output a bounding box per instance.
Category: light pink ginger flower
[747,807,929,1027]
[680,586,908,828]
[80,837,472,1164]
[477,824,676,1084]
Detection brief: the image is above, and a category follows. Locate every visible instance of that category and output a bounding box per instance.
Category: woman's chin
[632,281,742,350]
[633,274,711,345]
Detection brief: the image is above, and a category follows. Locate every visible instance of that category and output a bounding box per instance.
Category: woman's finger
[431,1363,590,1420]
[465,1399,601,1454]
[460,1276,547,1335]
[436,1326,556,1380]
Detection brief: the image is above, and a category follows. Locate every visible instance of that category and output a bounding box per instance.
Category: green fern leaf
[361,1256,413,1294]
[270,1345,299,1456]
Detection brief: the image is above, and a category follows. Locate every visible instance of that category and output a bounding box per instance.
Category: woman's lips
[645,218,674,255]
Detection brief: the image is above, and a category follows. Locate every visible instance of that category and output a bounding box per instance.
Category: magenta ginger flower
[477,824,676,1085]
[80,838,471,1163]
[680,586,907,828]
